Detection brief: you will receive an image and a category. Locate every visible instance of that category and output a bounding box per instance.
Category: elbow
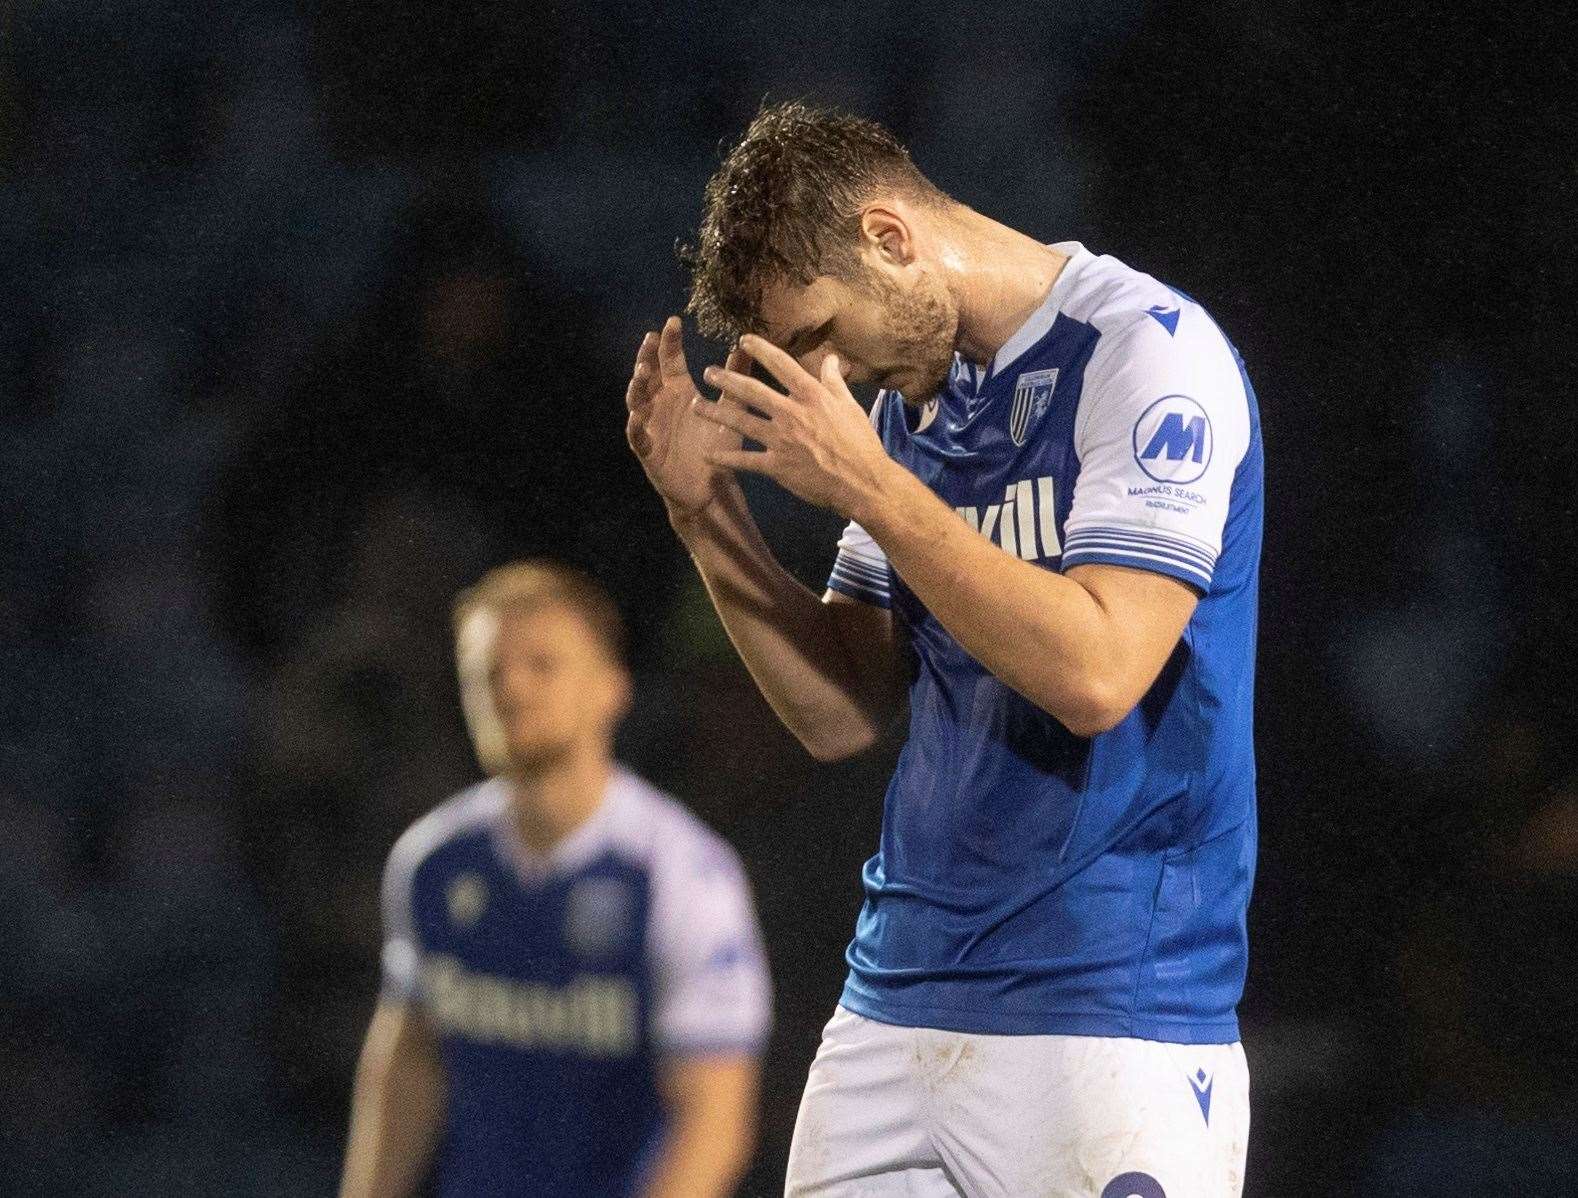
[1050,675,1134,739]
[796,718,879,763]
[800,730,874,764]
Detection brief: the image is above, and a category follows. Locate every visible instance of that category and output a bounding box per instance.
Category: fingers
[703,364,789,415]
[626,366,651,412]
[628,332,658,410]
[820,352,855,400]
[637,329,660,370]
[657,315,689,379]
[714,344,759,415]
[692,394,774,443]
[705,445,775,475]
[738,333,817,394]
[625,408,650,456]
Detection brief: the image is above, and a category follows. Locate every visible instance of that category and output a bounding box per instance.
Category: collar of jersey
[940,240,1093,421]
[488,768,631,886]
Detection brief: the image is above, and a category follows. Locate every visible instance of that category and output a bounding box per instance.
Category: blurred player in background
[627,103,1263,1197]
[340,561,771,1197]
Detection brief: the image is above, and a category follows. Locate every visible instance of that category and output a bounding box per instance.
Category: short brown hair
[452,559,626,663]
[683,100,949,340]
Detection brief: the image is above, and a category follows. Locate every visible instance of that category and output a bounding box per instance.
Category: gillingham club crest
[446,871,488,930]
[1010,368,1058,447]
[565,877,636,961]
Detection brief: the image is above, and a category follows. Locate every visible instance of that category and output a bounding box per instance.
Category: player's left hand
[695,335,894,521]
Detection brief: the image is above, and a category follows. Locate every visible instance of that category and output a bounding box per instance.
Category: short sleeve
[1061,312,1252,592]
[826,519,892,607]
[825,391,893,607]
[379,838,422,1003]
[647,820,772,1058]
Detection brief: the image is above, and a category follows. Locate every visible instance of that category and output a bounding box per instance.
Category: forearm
[641,1056,758,1198]
[672,483,885,759]
[340,1016,445,1198]
[854,463,1128,734]
[639,1113,754,1198]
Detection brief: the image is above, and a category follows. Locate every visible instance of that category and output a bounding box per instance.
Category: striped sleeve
[827,391,894,606]
[375,787,496,1004]
[826,520,892,607]
[379,835,422,1002]
[1062,527,1220,591]
[1062,309,1251,592]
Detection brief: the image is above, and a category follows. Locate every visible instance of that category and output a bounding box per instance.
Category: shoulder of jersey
[1061,253,1206,346]
[387,779,506,878]
[604,767,744,880]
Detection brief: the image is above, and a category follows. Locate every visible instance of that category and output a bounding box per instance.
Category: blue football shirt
[826,242,1263,1043]
[381,768,772,1196]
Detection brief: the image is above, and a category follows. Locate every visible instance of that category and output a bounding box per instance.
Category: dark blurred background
[3,2,1576,1194]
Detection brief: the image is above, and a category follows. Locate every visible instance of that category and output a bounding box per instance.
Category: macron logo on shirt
[956,476,1060,561]
[1146,304,1181,336]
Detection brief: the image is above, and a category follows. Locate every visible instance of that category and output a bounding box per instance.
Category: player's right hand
[625,316,747,523]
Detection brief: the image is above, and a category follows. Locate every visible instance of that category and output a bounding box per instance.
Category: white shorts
[785,1006,1249,1198]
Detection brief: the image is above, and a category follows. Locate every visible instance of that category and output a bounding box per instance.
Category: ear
[858,204,916,269]
[604,662,633,727]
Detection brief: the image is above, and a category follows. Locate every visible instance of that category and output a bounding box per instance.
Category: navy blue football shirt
[381,768,771,1196]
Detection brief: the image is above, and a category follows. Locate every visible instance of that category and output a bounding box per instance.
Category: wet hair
[682,100,950,340]
[452,559,626,664]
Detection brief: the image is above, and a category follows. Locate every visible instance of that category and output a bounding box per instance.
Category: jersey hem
[657,1035,769,1059]
[1061,547,1211,592]
[379,981,419,1004]
[826,575,891,608]
[838,981,1241,1044]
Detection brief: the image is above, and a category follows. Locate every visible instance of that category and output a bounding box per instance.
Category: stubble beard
[875,273,957,407]
[505,734,577,778]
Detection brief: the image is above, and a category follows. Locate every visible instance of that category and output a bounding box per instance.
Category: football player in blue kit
[625,103,1262,1197]
[340,561,771,1198]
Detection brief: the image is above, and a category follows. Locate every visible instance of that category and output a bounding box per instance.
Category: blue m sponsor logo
[1132,395,1213,484]
[1142,413,1207,464]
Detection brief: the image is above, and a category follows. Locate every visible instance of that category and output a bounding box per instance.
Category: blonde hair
[452,559,626,663]
[452,560,626,775]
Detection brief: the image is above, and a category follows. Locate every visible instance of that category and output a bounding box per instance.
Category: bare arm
[340,1001,446,1198]
[671,483,902,760]
[700,339,1197,736]
[627,318,902,760]
[857,470,1196,735]
[640,1054,760,1198]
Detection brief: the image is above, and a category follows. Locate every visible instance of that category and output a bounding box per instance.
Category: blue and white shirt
[827,242,1263,1043]
[381,767,772,1197]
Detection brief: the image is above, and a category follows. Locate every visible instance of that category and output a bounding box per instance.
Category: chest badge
[446,871,488,930]
[564,877,636,961]
[1010,368,1059,447]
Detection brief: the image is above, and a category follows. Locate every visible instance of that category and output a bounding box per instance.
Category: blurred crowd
[2,2,1573,1194]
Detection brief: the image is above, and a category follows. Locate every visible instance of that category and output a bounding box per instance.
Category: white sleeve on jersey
[379,837,422,1003]
[647,819,772,1057]
[825,392,894,607]
[827,519,892,607]
[1061,312,1251,591]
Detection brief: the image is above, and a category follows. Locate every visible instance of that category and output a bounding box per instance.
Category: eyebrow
[779,318,834,358]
